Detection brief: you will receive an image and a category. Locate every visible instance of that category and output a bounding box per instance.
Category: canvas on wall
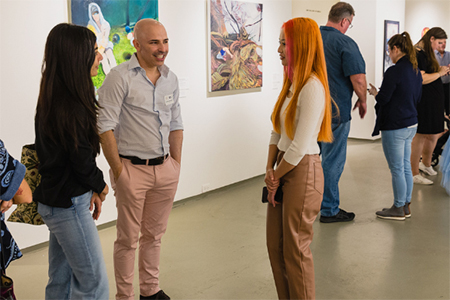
[209,0,263,92]
[383,20,400,73]
[70,0,158,89]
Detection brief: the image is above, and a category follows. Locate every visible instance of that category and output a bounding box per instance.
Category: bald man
[98,19,183,300]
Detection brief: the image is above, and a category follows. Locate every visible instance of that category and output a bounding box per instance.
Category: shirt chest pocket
[155,93,174,113]
[124,92,153,112]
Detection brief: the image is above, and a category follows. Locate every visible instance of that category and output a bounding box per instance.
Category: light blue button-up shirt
[435,50,450,84]
[98,54,183,159]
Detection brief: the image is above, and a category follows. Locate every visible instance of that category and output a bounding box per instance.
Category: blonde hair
[272,17,334,142]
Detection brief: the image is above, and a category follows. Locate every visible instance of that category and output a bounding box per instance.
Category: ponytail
[388,31,418,71]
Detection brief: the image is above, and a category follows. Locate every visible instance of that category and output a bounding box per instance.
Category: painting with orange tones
[209,0,263,92]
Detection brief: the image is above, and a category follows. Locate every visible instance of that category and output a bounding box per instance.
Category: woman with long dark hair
[265,17,334,299]
[368,32,422,220]
[411,27,450,185]
[34,23,109,299]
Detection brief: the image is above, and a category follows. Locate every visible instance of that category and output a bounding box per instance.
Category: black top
[34,111,106,208]
[417,50,444,96]
[416,49,445,134]
[372,56,422,136]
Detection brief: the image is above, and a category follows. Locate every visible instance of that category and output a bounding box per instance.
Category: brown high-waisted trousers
[266,153,323,300]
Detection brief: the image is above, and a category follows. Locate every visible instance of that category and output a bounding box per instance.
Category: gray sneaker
[404,203,411,218]
[382,203,411,218]
[376,205,405,220]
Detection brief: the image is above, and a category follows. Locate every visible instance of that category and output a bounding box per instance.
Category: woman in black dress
[411,27,450,185]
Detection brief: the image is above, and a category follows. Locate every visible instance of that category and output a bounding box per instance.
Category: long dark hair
[35,23,100,154]
[416,27,447,73]
[388,32,418,71]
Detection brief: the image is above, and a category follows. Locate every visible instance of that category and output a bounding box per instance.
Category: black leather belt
[119,154,168,166]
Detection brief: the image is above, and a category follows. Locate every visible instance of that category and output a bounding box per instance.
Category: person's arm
[68,124,106,194]
[265,130,281,192]
[368,83,378,96]
[98,69,127,178]
[68,124,108,219]
[12,179,32,204]
[421,66,450,85]
[265,143,281,207]
[273,160,296,183]
[265,143,280,192]
[266,143,279,172]
[350,73,368,118]
[369,68,397,106]
[274,78,325,181]
[100,130,123,180]
[169,130,183,164]
[90,191,104,220]
[168,77,184,164]
[0,200,12,213]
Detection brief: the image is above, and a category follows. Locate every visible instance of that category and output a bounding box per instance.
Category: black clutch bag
[262,186,283,203]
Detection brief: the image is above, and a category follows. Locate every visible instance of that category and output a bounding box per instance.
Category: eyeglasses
[346,18,353,29]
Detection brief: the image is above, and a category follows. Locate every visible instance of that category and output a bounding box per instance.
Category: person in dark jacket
[0,139,32,270]
[368,32,422,220]
[34,23,109,299]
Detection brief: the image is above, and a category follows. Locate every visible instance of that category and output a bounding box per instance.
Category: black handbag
[261,186,283,203]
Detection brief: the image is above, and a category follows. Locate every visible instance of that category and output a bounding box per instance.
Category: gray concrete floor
[7,139,450,299]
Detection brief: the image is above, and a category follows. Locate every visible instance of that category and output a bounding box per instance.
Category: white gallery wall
[1,0,449,249]
[0,0,70,248]
[292,0,338,25]
[0,0,291,248]
[405,0,450,44]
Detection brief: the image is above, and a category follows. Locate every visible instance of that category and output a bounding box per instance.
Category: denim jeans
[38,191,109,300]
[320,121,351,217]
[381,127,417,207]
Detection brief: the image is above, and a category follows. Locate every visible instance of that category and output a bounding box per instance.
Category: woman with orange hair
[265,17,334,299]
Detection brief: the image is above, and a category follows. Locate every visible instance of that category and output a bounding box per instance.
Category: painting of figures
[70,0,158,88]
[209,0,263,92]
[383,20,399,73]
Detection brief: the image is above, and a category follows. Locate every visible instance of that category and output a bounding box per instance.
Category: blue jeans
[320,121,351,217]
[38,191,109,300]
[381,127,417,207]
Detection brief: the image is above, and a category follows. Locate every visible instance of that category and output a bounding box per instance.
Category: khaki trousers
[266,154,323,300]
[110,156,180,300]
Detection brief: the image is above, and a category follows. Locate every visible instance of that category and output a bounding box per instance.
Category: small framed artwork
[69,0,158,89]
[208,0,263,92]
[383,20,400,73]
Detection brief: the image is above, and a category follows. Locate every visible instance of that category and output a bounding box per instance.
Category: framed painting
[69,0,158,89]
[421,27,430,37]
[209,0,263,92]
[383,20,399,73]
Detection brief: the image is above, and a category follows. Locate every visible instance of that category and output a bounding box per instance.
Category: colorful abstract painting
[209,0,263,92]
[70,0,158,89]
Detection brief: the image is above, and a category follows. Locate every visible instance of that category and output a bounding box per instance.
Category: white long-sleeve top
[269,75,325,166]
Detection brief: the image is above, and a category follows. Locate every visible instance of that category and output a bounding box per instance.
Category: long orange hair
[271,18,334,142]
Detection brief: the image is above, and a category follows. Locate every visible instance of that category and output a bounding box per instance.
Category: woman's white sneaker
[413,174,433,185]
[419,162,437,176]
